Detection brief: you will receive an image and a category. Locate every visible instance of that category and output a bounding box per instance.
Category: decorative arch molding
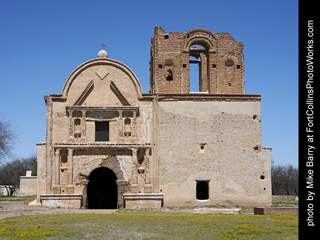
[79,156,124,181]
[61,58,143,99]
[222,55,241,65]
[184,36,215,52]
[77,156,130,209]
[184,28,216,39]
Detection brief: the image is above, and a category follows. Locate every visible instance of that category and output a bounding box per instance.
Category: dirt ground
[0,199,117,219]
[0,195,298,220]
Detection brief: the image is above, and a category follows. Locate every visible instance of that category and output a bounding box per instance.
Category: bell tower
[150,27,245,94]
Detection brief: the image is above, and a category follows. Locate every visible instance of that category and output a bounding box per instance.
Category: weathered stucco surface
[156,101,271,206]
[19,176,37,196]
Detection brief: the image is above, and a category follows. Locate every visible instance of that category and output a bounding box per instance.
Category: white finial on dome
[97,43,108,58]
[97,49,108,58]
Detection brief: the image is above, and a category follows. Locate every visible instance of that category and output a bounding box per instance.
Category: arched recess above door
[78,156,124,181]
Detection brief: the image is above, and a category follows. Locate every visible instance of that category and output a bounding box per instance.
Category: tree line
[271,164,298,195]
[0,119,37,196]
[0,155,37,196]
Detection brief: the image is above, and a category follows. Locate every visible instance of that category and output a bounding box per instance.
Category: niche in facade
[124,118,132,137]
[74,118,81,139]
[137,150,145,174]
[224,59,235,85]
[165,59,174,81]
[60,150,68,168]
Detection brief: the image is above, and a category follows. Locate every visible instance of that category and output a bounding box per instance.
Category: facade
[35,27,272,209]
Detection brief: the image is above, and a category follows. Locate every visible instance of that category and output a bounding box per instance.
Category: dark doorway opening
[87,167,117,209]
[196,181,209,200]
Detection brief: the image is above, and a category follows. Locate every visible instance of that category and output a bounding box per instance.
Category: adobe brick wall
[154,100,272,207]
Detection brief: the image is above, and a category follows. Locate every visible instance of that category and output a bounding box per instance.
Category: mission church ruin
[34,27,272,209]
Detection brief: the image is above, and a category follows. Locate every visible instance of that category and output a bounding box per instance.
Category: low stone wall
[123,193,164,209]
[254,207,298,215]
[194,208,241,215]
[19,176,37,196]
[40,194,82,208]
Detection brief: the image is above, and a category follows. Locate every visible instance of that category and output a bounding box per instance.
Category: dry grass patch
[272,195,298,207]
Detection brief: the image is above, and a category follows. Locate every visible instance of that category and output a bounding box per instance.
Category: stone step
[194,208,241,215]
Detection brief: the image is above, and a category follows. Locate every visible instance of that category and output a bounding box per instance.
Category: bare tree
[272,164,298,195]
[0,120,16,161]
[0,154,37,196]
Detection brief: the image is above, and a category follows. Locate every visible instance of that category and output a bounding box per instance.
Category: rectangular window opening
[95,121,109,142]
[196,181,209,200]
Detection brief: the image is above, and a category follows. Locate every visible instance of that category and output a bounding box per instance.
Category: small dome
[97,49,108,58]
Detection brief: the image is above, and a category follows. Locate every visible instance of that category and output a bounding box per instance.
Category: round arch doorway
[87,167,118,209]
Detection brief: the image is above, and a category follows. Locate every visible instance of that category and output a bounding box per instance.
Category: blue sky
[0,0,298,166]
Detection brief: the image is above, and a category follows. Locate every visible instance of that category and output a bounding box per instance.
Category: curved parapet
[61,57,143,107]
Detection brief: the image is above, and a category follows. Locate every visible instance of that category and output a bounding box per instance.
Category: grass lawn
[0,195,36,202]
[0,213,298,239]
[0,195,298,239]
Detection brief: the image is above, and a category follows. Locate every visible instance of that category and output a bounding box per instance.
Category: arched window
[189,44,209,92]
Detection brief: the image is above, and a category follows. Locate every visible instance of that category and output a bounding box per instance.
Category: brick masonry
[254,207,298,215]
[150,27,244,94]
